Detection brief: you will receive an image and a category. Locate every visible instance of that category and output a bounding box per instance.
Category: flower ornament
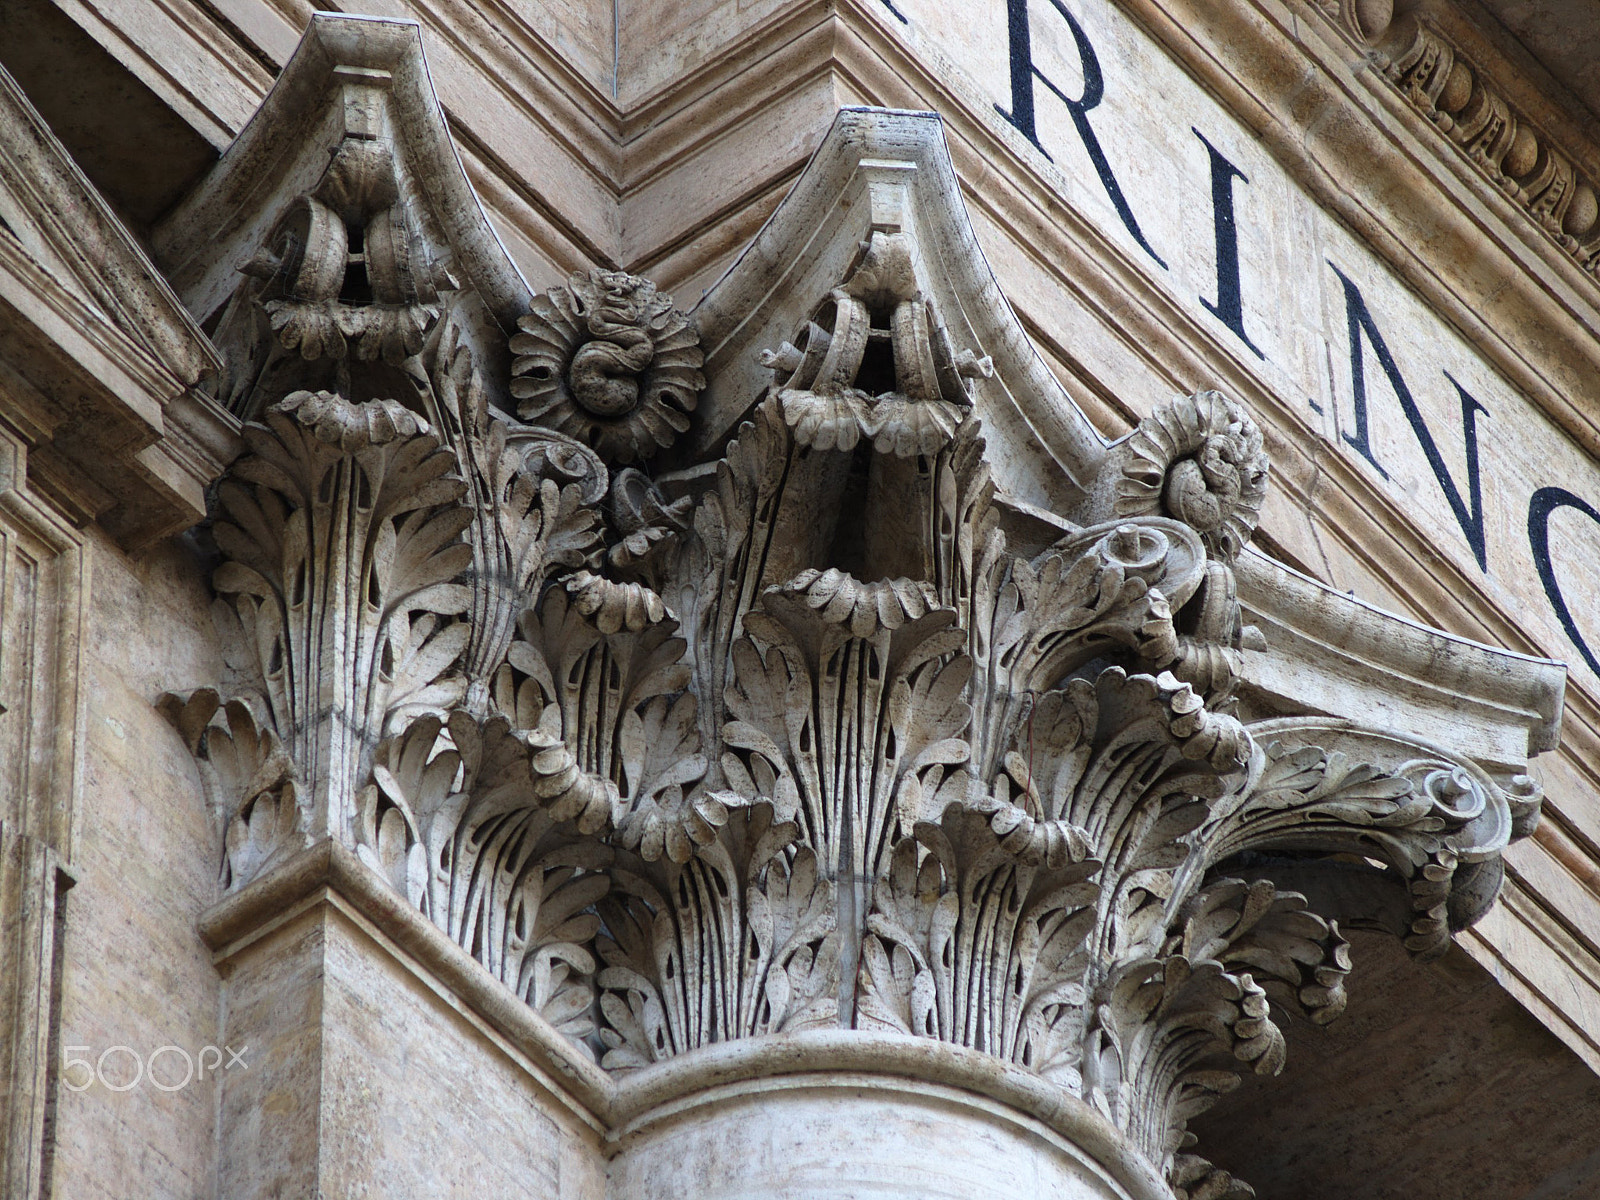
[1111,390,1269,562]
[510,268,705,464]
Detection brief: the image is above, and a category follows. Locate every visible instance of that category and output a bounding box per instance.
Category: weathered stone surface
[149,57,1563,1195]
[0,64,235,548]
[46,532,229,1200]
[1192,928,1600,1199]
[0,0,219,231]
[609,1073,1156,1200]
[212,901,607,1200]
[3,2,1600,1198]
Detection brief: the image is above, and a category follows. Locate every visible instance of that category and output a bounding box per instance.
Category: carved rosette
[1107,391,1268,563]
[510,268,705,464]
[168,244,1542,1196]
[1087,391,1271,708]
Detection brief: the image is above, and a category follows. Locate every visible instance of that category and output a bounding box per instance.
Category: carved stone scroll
[210,138,453,422]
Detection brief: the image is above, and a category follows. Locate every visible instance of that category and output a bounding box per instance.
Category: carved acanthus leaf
[1085,954,1277,1175]
[210,390,473,857]
[499,577,699,822]
[1172,878,1351,1026]
[1082,875,1347,1187]
[1170,1154,1256,1200]
[676,397,802,765]
[725,571,973,882]
[979,669,1249,971]
[421,310,605,707]
[158,689,304,889]
[596,803,839,1067]
[857,806,1099,1080]
[962,518,1207,782]
[354,711,611,1047]
[1198,721,1526,959]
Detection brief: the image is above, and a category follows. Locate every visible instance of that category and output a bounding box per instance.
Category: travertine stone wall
[47,532,225,1200]
[212,902,607,1200]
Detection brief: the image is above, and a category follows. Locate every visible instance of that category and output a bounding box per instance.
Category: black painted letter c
[1529,486,1600,679]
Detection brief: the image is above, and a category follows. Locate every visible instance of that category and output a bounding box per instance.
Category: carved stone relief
[150,37,1554,1195]
[1311,1,1600,279]
[165,200,1545,1194]
[206,122,455,422]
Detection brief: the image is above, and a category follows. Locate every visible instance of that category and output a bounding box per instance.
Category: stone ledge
[199,836,613,1117]
[0,63,237,548]
[1305,0,1600,278]
[199,836,1177,1200]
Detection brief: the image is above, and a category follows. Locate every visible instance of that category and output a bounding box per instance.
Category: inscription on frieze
[153,27,1566,1196]
[877,0,1600,692]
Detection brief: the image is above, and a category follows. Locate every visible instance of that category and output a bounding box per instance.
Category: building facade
[1,0,1599,1197]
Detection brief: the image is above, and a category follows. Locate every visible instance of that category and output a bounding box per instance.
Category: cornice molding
[0,72,217,385]
[1311,0,1600,271]
[49,0,273,145]
[1010,0,1600,456]
[0,64,236,546]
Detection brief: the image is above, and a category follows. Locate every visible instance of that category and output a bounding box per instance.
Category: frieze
[864,0,1600,704]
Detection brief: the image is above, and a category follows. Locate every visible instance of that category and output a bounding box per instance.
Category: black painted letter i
[1194,128,1264,360]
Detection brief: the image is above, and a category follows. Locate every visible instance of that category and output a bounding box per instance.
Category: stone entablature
[0,68,235,548]
[1313,0,1600,277]
[151,22,1563,1197]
